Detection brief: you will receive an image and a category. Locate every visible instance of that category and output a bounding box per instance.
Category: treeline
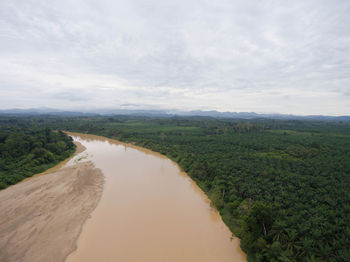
[0,124,75,189]
[1,115,350,261]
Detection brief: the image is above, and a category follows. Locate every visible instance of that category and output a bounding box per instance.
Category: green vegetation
[0,121,75,189]
[1,115,350,261]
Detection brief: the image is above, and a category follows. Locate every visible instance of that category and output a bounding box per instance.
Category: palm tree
[269,220,287,243]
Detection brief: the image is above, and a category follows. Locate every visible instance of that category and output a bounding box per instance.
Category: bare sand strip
[0,142,104,262]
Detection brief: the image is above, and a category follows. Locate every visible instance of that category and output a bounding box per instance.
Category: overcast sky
[1,0,350,115]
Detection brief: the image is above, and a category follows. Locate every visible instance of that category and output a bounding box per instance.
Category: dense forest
[0,119,75,189]
[1,115,349,261]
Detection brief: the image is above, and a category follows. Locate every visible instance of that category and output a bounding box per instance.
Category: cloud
[0,0,349,115]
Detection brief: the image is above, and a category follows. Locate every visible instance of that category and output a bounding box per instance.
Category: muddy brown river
[65,133,246,262]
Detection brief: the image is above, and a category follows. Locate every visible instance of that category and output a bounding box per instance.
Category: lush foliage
[2,115,350,261]
[0,120,75,189]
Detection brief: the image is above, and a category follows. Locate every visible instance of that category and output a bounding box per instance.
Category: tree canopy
[0,122,75,189]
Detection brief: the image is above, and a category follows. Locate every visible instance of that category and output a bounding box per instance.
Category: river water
[65,133,246,262]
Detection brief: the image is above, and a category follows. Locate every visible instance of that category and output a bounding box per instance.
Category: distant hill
[182,110,350,121]
[0,108,349,121]
[0,108,98,117]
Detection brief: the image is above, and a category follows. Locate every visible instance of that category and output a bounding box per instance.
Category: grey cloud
[0,0,349,115]
[51,91,93,102]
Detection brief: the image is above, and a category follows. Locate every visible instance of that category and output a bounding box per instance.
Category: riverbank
[19,141,86,184]
[0,142,104,262]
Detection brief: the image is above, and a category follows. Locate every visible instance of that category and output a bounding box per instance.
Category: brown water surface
[65,133,246,262]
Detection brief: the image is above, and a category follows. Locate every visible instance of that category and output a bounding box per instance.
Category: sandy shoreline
[0,141,104,262]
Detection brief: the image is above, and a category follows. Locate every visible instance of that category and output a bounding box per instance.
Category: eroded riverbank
[0,142,104,262]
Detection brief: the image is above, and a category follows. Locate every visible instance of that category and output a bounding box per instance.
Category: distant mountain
[0,108,349,121]
[92,109,174,117]
[0,108,97,117]
[182,110,350,121]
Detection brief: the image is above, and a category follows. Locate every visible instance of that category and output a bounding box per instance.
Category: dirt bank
[0,143,104,262]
